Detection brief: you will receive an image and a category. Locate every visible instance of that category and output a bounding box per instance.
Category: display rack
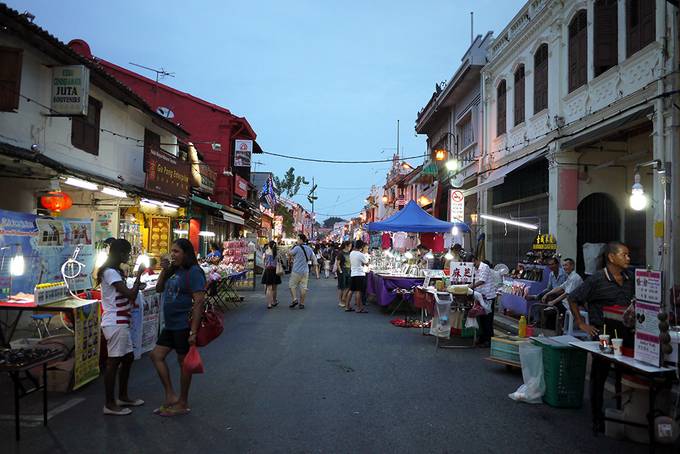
[498,263,550,316]
[222,240,255,290]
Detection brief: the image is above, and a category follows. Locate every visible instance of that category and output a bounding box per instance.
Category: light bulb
[134,254,150,272]
[446,159,459,171]
[629,175,648,211]
[452,226,460,236]
[10,253,24,276]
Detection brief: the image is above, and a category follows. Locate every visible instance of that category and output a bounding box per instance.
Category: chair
[30,314,53,339]
[564,303,590,338]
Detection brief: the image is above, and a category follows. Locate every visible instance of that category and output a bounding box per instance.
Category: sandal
[299,304,305,309]
[272,301,279,307]
[289,300,299,308]
[153,405,171,415]
[345,308,355,312]
[159,407,191,417]
[267,305,272,309]
[357,309,368,313]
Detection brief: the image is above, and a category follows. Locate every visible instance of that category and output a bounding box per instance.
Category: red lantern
[434,149,447,161]
[40,191,73,212]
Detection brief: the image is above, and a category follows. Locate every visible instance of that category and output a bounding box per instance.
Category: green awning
[422,163,439,176]
[190,195,223,210]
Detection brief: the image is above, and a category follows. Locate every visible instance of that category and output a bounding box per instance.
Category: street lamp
[629,160,664,211]
[434,149,447,161]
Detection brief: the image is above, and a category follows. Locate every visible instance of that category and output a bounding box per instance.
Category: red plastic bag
[182,346,204,374]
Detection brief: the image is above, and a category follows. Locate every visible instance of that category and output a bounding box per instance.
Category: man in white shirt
[469,255,496,347]
[531,258,583,328]
[347,240,369,313]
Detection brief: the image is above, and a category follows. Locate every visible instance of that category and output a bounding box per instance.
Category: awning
[220,210,245,225]
[191,194,223,210]
[462,151,545,197]
[560,106,653,150]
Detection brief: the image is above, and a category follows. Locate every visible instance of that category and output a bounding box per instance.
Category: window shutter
[639,0,655,50]
[71,97,101,155]
[594,0,618,77]
[514,66,525,125]
[534,44,548,113]
[569,10,588,92]
[627,0,641,56]
[0,47,23,111]
[497,81,506,136]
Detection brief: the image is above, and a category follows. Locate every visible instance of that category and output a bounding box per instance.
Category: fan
[494,263,510,276]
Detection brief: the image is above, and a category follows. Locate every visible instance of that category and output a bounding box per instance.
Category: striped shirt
[100,268,132,326]
[569,267,633,326]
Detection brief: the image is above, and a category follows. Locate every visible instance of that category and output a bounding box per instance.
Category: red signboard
[234,175,249,198]
[145,147,191,198]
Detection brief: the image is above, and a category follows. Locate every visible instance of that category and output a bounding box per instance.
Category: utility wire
[262,151,425,164]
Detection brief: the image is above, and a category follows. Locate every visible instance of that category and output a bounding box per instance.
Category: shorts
[156,328,191,355]
[102,325,133,358]
[289,271,310,290]
[350,275,367,292]
[337,271,351,290]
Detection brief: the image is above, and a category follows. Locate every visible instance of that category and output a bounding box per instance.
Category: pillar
[548,143,579,265]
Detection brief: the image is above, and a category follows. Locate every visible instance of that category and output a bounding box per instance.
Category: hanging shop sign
[273,215,283,237]
[148,216,171,256]
[449,189,464,222]
[234,175,249,198]
[145,147,190,198]
[449,262,475,284]
[532,234,557,251]
[51,65,90,116]
[234,139,253,167]
[189,145,216,194]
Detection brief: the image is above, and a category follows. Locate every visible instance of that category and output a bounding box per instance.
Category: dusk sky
[11,0,525,220]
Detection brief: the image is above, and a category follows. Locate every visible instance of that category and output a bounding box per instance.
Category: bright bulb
[101,187,127,198]
[10,254,24,276]
[629,182,648,211]
[199,231,216,237]
[446,160,459,171]
[64,177,98,191]
[173,229,188,235]
[134,254,150,272]
[452,226,460,236]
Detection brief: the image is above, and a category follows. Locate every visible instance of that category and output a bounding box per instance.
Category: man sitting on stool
[530,258,583,329]
[528,257,566,325]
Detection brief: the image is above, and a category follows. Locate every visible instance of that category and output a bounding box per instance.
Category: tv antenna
[128,62,175,83]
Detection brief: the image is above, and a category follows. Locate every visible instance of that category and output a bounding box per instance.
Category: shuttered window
[0,47,23,112]
[594,0,618,76]
[533,44,548,113]
[568,10,588,93]
[71,97,101,155]
[627,0,656,57]
[514,65,525,126]
[497,80,506,136]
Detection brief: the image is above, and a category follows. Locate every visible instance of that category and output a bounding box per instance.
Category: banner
[0,209,95,295]
[234,140,253,167]
[73,300,100,389]
[130,287,162,359]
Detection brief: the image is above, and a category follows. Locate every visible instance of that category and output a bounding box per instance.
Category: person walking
[335,241,352,308]
[288,234,318,309]
[98,239,145,416]
[151,238,206,417]
[261,240,282,309]
[321,245,332,278]
[348,240,369,313]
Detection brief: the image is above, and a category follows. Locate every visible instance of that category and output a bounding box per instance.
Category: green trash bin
[533,340,587,408]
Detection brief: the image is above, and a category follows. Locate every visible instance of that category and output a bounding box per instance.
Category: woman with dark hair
[261,240,282,309]
[151,238,206,417]
[98,239,146,416]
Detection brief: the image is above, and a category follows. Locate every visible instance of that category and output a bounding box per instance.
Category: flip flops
[159,407,191,417]
[289,300,299,308]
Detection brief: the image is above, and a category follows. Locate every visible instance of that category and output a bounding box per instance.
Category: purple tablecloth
[366,272,424,307]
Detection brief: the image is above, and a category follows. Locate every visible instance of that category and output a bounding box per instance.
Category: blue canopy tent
[367,200,470,233]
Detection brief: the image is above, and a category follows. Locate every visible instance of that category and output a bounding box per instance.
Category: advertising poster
[0,209,95,295]
[234,139,252,167]
[634,301,661,367]
[130,288,162,359]
[73,300,100,389]
[94,210,118,243]
[635,269,662,304]
[149,217,171,256]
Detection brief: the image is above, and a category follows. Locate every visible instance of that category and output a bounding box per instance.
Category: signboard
[234,139,253,167]
[191,162,216,194]
[0,209,95,295]
[273,215,283,236]
[148,216,171,256]
[449,261,475,284]
[634,301,661,367]
[533,234,558,251]
[94,210,118,243]
[449,189,464,223]
[73,300,100,389]
[51,65,90,116]
[635,269,662,304]
[234,175,249,198]
[130,288,162,359]
[145,147,190,198]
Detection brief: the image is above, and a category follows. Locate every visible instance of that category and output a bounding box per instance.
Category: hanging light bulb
[629,172,648,211]
[452,225,460,236]
[10,246,25,276]
[446,159,459,171]
[134,254,151,272]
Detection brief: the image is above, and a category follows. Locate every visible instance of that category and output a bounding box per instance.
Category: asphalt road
[2,275,676,453]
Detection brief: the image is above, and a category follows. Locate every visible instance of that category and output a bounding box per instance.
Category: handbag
[276,259,284,276]
[196,304,224,347]
[467,301,486,318]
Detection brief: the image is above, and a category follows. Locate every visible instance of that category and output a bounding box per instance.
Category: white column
[548,144,579,263]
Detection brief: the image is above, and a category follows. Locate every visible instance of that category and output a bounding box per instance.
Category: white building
[478,0,678,298]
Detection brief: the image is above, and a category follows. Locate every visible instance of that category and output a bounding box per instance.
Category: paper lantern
[41,191,73,212]
[434,149,447,161]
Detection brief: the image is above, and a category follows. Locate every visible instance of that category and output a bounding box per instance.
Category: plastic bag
[182,346,204,374]
[430,300,452,339]
[464,317,478,329]
[508,343,544,404]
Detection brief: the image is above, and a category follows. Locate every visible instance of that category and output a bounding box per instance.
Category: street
[2,277,668,454]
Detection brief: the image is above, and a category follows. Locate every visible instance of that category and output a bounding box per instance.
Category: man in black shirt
[569,242,633,433]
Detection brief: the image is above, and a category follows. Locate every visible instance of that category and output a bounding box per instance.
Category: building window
[0,47,23,112]
[594,0,618,77]
[514,65,525,126]
[533,44,548,113]
[458,116,474,150]
[568,10,588,93]
[627,0,656,57]
[497,80,506,136]
[71,97,101,155]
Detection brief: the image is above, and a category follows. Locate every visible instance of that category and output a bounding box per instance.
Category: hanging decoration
[40,191,73,212]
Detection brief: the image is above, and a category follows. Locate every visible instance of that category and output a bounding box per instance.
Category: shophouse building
[478,0,678,300]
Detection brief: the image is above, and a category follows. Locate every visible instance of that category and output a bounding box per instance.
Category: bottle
[518,315,527,338]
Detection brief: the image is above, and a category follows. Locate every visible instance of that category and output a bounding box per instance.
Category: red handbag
[196,306,224,347]
[467,302,486,318]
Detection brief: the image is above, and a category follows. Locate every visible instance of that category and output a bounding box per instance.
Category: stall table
[366,271,424,308]
[569,340,676,454]
[0,349,64,440]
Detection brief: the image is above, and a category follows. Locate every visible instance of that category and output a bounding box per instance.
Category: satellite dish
[156,106,175,119]
[451,173,464,188]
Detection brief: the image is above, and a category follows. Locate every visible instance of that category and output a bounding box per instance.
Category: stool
[564,306,589,338]
[30,314,53,339]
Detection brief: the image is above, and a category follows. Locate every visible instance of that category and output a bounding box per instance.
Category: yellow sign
[532,233,557,251]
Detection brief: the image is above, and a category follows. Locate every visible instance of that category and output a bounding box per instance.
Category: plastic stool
[30,314,53,339]
[564,306,589,338]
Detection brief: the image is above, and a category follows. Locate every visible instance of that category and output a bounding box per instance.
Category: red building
[68,39,259,210]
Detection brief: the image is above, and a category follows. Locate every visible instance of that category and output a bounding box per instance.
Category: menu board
[149,216,170,256]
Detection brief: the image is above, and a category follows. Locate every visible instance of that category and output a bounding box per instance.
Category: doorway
[576,193,620,275]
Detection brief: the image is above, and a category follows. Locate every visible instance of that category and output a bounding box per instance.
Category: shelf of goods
[498,264,549,316]
[222,240,255,290]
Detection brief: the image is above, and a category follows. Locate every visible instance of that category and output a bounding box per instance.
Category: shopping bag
[182,346,204,374]
[508,343,544,404]
[196,306,224,347]
[276,261,285,276]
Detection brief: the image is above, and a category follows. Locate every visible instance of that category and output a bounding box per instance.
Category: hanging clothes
[381,232,392,250]
[392,232,408,251]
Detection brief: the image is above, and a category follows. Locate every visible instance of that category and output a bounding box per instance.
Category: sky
[10,0,525,221]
